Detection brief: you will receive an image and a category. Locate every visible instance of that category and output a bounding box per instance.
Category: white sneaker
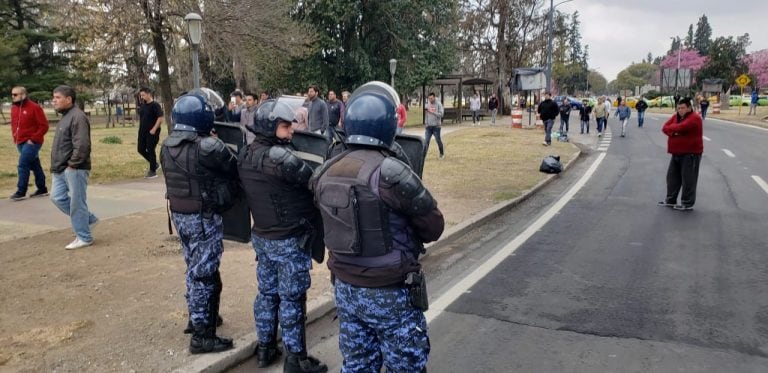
[65,238,93,250]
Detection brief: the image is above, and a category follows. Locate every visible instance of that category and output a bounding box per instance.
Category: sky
[554,0,767,82]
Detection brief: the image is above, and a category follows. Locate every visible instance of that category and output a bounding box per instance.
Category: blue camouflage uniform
[252,234,312,353]
[174,213,224,327]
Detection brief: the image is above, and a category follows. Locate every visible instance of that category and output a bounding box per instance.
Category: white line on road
[752,175,768,195]
[722,149,736,158]
[425,152,607,323]
[703,136,711,141]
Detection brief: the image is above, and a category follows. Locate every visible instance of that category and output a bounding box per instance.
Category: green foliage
[696,34,750,88]
[100,136,123,144]
[614,63,657,91]
[693,14,713,56]
[289,0,458,95]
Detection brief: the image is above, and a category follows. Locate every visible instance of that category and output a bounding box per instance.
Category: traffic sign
[735,74,751,87]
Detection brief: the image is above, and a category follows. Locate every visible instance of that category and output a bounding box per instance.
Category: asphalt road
[232,114,768,372]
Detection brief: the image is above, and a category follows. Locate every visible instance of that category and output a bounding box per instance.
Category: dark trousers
[665,154,702,207]
[138,130,160,172]
[424,126,444,156]
[16,143,46,194]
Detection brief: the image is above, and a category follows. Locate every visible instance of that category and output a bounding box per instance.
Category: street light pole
[545,0,575,93]
[185,13,203,89]
[389,59,397,90]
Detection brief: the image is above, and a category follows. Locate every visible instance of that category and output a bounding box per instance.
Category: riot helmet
[171,88,224,134]
[250,98,296,137]
[344,81,399,148]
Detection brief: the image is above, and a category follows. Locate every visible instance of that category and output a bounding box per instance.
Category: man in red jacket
[659,97,703,211]
[10,86,49,201]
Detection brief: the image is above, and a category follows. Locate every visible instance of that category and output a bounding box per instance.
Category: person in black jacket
[635,97,649,127]
[537,92,559,146]
[489,94,499,125]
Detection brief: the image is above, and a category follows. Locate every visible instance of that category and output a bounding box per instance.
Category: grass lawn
[0,115,166,197]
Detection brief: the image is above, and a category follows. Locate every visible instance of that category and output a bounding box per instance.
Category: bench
[461,112,485,121]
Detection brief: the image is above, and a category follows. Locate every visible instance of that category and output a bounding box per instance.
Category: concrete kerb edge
[186,147,582,373]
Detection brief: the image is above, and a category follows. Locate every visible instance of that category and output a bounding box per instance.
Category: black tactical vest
[238,143,318,240]
[161,138,203,214]
[315,149,392,257]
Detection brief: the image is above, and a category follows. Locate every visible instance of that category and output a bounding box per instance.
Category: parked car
[554,95,584,110]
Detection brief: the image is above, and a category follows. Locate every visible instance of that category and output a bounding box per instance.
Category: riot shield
[213,121,250,243]
[394,134,426,178]
[290,131,330,169]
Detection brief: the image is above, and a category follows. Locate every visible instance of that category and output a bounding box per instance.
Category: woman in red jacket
[10,86,49,201]
[659,97,703,211]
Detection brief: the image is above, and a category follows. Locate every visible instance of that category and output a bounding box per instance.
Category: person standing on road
[238,98,328,372]
[594,96,608,137]
[469,91,481,126]
[312,84,445,372]
[558,97,572,139]
[579,99,592,134]
[615,100,631,137]
[699,96,710,120]
[537,92,559,146]
[424,92,445,158]
[160,89,238,354]
[748,90,759,115]
[307,85,329,135]
[488,94,499,125]
[10,86,49,201]
[137,87,163,178]
[635,97,648,127]
[49,85,99,250]
[658,98,703,211]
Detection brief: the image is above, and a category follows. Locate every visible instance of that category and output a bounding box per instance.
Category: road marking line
[753,176,768,195]
[722,149,736,158]
[425,152,607,323]
[703,136,711,141]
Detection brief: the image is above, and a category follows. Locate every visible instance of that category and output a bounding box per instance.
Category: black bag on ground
[539,155,562,174]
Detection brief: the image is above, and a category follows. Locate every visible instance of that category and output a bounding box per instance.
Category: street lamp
[546,0,575,93]
[185,12,203,89]
[389,59,397,89]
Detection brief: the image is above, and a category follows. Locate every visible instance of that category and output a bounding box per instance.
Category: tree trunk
[142,0,174,132]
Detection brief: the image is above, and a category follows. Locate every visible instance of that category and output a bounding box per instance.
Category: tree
[587,70,607,94]
[747,49,768,89]
[684,24,694,49]
[292,0,458,96]
[659,49,708,71]
[668,36,681,55]
[0,0,72,100]
[696,34,750,89]
[693,14,713,56]
[614,63,657,91]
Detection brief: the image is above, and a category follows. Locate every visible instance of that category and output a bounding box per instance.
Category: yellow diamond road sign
[736,74,751,87]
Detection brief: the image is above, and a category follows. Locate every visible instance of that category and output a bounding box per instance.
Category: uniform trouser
[665,154,702,207]
[16,143,46,195]
[173,212,224,328]
[424,126,444,156]
[137,130,160,172]
[335,279,430,373]
[252,234,311,354]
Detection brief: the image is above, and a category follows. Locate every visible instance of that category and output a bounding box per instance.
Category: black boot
[256,342,282,368]
[283,353,328,373]
[184,315,223,334]
[189,326,234,354]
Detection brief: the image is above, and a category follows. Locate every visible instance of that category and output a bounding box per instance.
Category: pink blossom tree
[660,49,709,71]
[747,49,768,88]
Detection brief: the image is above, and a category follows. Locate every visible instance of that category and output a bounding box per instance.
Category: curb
[183,146,583,373]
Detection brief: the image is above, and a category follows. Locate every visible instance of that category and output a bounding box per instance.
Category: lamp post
[389,59,397,89]
[185,12,203,89]
[545,0,575,92]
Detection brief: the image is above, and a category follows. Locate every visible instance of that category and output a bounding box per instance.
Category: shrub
[100,136,122,144]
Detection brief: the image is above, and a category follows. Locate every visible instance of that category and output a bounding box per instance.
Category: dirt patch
[0,127,576,372]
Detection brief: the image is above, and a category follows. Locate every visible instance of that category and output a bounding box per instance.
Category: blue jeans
[16,143,46,195]
[596,117,606,133]
[326,125,336,142]
[637,111,645,127]
[701,107,708,119]
[424,126,444,156]
[580,120,589,134]
[544,119,554,144]
[51,169,98,242]
[559,117,569,133]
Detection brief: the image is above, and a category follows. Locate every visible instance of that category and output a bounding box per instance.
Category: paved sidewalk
[0,177,166,243]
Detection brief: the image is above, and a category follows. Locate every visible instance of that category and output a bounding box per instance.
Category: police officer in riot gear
[238,98,327,372]
[312,82,445,372]
[160,89,238,354]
